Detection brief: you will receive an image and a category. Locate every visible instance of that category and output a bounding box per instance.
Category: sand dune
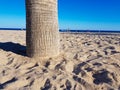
[0,30,120,90]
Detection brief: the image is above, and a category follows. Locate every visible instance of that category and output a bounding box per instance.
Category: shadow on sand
[0,77,18,89]
[0,42,26,56]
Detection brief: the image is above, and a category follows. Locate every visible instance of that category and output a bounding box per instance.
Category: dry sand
[0,30,120,90]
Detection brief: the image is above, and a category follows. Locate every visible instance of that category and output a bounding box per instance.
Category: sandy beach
[0,30,120,90]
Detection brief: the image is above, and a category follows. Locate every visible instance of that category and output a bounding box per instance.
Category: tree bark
[26,0,59,58]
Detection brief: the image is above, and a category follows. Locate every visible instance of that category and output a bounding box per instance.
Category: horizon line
[0,27,120,31]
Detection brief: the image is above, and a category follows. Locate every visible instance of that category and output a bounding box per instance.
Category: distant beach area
[0,28,120,33]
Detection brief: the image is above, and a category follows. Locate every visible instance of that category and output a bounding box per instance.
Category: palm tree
[26,0,60,58]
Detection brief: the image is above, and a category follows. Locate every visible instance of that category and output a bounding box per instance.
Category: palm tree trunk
[26,0,59,58]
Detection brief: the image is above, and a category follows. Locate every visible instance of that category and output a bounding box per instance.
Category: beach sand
[0,30,120,90]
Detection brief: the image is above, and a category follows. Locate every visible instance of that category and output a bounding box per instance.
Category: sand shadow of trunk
[0,42,26,56]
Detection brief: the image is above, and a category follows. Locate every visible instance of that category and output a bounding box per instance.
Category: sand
[0,30,120,90]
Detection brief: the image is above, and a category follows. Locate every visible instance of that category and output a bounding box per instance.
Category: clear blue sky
[0,0,120,30]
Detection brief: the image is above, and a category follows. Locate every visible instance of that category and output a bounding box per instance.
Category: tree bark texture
[26,0,59,58]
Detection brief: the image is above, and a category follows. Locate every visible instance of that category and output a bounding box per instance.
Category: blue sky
[0,0,120,30]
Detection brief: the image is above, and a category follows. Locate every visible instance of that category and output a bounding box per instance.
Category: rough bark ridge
[26,0,59,58]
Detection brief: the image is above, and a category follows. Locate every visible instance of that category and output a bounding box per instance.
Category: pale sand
[0,30,120,90]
